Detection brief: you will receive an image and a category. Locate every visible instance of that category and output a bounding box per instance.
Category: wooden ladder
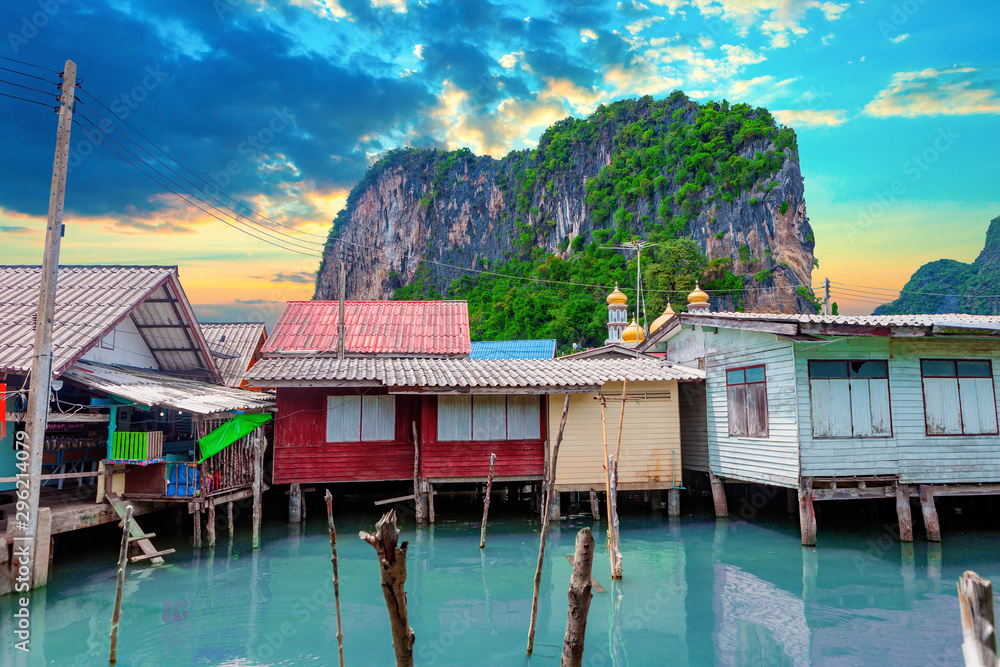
[105,492,175,565]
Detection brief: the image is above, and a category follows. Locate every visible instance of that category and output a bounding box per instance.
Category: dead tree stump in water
[958,571,997,667]
[325,490,345,667]
[480,453,496,549]
[360,509,414,667]
[562,527,596,667]
[109,504,132,665]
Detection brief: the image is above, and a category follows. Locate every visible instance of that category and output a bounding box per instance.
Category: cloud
[821,33,834,45]
[889,33,909,44]
[0,225,32,234]
[625,16,664,34]
[580,29,599,42]
[863,67,1000,117]
[499,51,524,69]
[728,75,797,103]
[539,77,605,115]
[288,0,351,21]
[271,271,317,284]
[690,0,849,48]
[603,58,683,97]
[772,108,849,127]
[413,44,424,59]
[371,0,407,13]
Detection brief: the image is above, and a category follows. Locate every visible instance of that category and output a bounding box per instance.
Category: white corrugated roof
[200,322,266,387]
[64,361,274,414]
[677,312,1000,327]
[245,356,703,389]
[0,265,219,381]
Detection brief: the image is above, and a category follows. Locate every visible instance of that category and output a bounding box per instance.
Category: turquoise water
[2,506,998,666]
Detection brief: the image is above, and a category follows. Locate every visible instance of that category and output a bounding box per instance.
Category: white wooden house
[642,309,1000,545]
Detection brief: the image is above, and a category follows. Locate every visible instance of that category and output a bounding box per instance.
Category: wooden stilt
[958,571,997,667]
[289,483,302,523]
[709,472,728,519]
[227,502,234,538]
[599,395,613,535]
[562,527,596,667]
[527,394,571,656]
[207,498,217,549]
[480,453,496,549]
[193,503,202,549]
[798,477,816,547]
[360,510,414,667]
[33,507,52,588]
[895,483,913,542]
[109,504,132,665]
[428,483,436,524]
[667,488,680,517]
[607,455,622,580]
[589,488,600,520]
[412,421,425,525]
[325,490,345,667]
[252,429,263,550]
[918,484,941,542]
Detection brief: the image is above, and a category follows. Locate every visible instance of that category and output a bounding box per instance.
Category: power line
[0,90,56,108]
[0,56,60,74]
[0,66,59,84]
[0,77,59,98]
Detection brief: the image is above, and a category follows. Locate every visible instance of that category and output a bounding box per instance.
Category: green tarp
[197,413,272,463]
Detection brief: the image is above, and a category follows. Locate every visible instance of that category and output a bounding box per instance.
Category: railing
[112,431,163,460]
[203,428,259,496]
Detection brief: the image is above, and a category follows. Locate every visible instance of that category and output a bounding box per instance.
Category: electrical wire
[0,91,56,108]
[0,56,61,74]
[0,66,59,84]
[0,77,59,98]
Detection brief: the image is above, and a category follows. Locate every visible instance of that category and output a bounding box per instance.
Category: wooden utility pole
[562,527,596,667]
[527,394,571,656]
[958,571,997,667]
[360,510,414,667]
[480,453,496,549]
[109,504,132,665]
[823,277,831,316]
[325,490,346,667]
[337,244,346,360]
[252,429,264,550]
[16,60,76,589]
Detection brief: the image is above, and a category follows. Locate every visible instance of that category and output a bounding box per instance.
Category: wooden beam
[919,485,941,542]
[709,472,728,518]
[811,486,895,501]
[684,315,799,335]
[5,412,108,423]
[798,478,816,547]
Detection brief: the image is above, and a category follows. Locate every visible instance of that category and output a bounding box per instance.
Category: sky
[0,0,998,325]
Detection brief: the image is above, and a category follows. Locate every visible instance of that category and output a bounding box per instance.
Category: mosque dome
[607,283,628,306]
[622,318,645,345]
[650,302,676,334]
[687,283,709,305]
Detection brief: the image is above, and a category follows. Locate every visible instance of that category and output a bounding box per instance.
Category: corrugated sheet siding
[795,337,1000,483]
[548,380,682,488]
[273,387,416,484]
[679,381,709,472]
[702,330,800,487]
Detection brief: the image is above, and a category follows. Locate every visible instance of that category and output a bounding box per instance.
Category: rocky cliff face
[875,214,1000,315]
[316,94,815,313]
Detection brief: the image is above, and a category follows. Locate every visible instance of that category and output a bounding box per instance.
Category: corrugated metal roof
[677,311,1000,326]
[64,361,274,414]
[262,300,471,356]
[0,265,218,380]
[246,356,703,389]
[470,339,557,360]
[200,322,267,387]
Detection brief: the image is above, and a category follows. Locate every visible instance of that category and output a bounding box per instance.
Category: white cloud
[626,16,664,34]
[889,33,909,44]
[633,1,650,9]
[697,34,715,48]
[580,28,599,42]
[498,51,524,69]
[821,33,834,45]
[539,77,605,115]
[413,44,424,59]
[689,0,848,48]
[728,74,798,104]
[287,0,350,20]
[371,0,406,12]
[864,67,1000,117]
[603,58,683,97]
[772,108,848,127]
[648,0,686,12]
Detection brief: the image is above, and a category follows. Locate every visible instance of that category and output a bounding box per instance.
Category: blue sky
[0,0,997,321]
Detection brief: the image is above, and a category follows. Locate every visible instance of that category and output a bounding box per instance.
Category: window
[921,360,998,436]
[809,360,891,438]
[726,365,768,437]
[326,395,395,442]
[437,395,541,441]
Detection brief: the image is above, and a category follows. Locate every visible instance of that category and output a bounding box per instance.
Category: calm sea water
[2,501,998,666]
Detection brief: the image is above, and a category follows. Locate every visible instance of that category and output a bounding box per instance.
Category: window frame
[436,394,543,442]
[325,394,397,443]
[807,359,893,439]
[725,364,769,438]
[920,358,999,437]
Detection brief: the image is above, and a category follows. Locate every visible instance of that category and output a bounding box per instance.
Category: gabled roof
[0,265,219,381]
[245,356,703,390]
[200,322,267,387]
[261,300,471,357]
[470,339,557,360]
[65,361,273,414]
[559,344,659,360]
[642,311,1000,349]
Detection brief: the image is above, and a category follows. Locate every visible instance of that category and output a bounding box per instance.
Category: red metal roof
[262,301,471,356]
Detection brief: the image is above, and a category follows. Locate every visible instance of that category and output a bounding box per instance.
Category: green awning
[197,413,272,463]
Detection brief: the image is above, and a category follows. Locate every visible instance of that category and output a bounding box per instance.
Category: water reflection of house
[0,266,273,591]
[247,298,702,519]
[642,287,1000,545]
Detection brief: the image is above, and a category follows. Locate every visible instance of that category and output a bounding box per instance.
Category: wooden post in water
[919,485,941,542]
[325,490,345,667]
[480,453,496,549]
[227,502,234,539]
[598,395,613,531]
[360,510,414,667]
[412,421,425,524]
[958,571,997,667]
[710,472,729,519]
[289,482,302,523]
[895,483,913,542]
[527,394,571,656]
[252,428,264,550]
[562,527,596,667]
[109,504,133,665]
[589,488,600,520]
[607,454,622,580]
[798,477,816,546]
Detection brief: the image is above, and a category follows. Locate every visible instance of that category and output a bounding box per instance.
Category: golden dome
[687,283,709,305]
[607,283,628,306]
[650,302,676,334]
[622,318,645,344]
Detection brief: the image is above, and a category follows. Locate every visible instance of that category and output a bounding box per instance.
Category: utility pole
[823,277,831,316]
[15,60,76,590]
[336,243,346,360]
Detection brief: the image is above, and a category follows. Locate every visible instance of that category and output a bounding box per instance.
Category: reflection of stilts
[480,550,497,635]
[802,546,818,602]
[608,579,625,666]
[900,542,916,603]
[927,543,942,594]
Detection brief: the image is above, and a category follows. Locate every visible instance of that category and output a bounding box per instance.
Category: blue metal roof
[469,339,557,360]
